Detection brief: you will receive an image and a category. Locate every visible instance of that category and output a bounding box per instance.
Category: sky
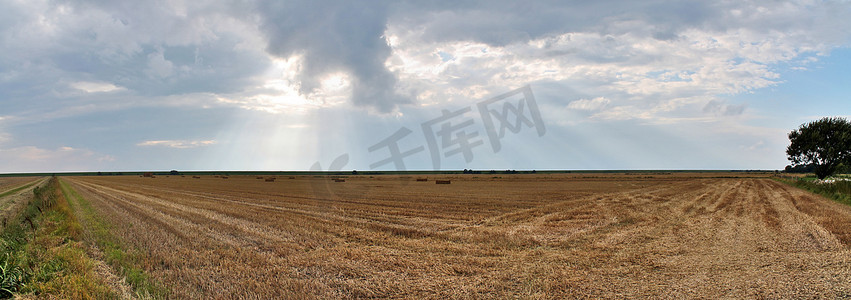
[1,0,850,173]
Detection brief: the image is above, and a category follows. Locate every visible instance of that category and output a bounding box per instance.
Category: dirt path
[62,176,851,298]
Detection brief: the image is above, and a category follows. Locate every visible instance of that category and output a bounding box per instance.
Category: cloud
[567,97,610,111]
[703,100,746,117]
[145,47,175,78]
[383,0,851,122]
[0,0,270,121]
[70,81,123,93]
[2,0,849,121]
[743,140,766,151]
[0,145,114,172]
[137,140,217,149]
[0,0,850,172]
[255,1,410,113]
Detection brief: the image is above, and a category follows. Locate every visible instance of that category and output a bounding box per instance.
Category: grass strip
[775,177,851,206]
[58,178,169,299]
[0,177,115,298]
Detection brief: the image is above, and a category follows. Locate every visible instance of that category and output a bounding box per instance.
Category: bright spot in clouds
[70,81,124,93]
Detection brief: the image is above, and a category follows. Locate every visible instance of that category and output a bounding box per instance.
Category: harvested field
[61,174,851,298]
[0,177,41,197]
[0,177,48,221]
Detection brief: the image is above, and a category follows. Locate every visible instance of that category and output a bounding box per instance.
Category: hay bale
[416,178,428,182]
[435,180,451,184]
[192,176,201,179]
[265,178,276,182]
[334,179,346,183]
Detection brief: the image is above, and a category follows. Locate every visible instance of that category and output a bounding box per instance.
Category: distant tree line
[783,164,816,173]
[463,169,535,174]
[96,172,124,176]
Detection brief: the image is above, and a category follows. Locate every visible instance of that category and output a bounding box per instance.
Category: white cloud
[383,1,851,123]
[743,140,766,151]
[703,100,746,117]
[0,145,114,172]
[137,140,217,149]
[567,97,610,111]
[146,48,175,78]
[384,28,794,121]
[0,0,271,121]
[95,155,115,162]
[70,81,123,93]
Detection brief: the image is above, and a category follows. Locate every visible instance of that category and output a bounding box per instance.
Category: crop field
[0,177,47,221]
[52,173,851,298]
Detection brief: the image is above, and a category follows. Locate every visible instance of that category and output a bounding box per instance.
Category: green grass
[776,177,851,206]
[58,178,169,299]
[0,177,115,298]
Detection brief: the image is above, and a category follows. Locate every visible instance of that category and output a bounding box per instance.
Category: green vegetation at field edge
[0,177,115,298]
[59,178,169,299]
[775,176,851,206]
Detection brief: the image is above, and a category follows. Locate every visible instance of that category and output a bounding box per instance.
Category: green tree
[786,117,851,179]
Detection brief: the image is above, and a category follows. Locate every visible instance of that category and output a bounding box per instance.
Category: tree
[784,164,815,173]
[786,117,851,179]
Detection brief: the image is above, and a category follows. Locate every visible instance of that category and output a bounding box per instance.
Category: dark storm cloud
[255,0,410,113]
